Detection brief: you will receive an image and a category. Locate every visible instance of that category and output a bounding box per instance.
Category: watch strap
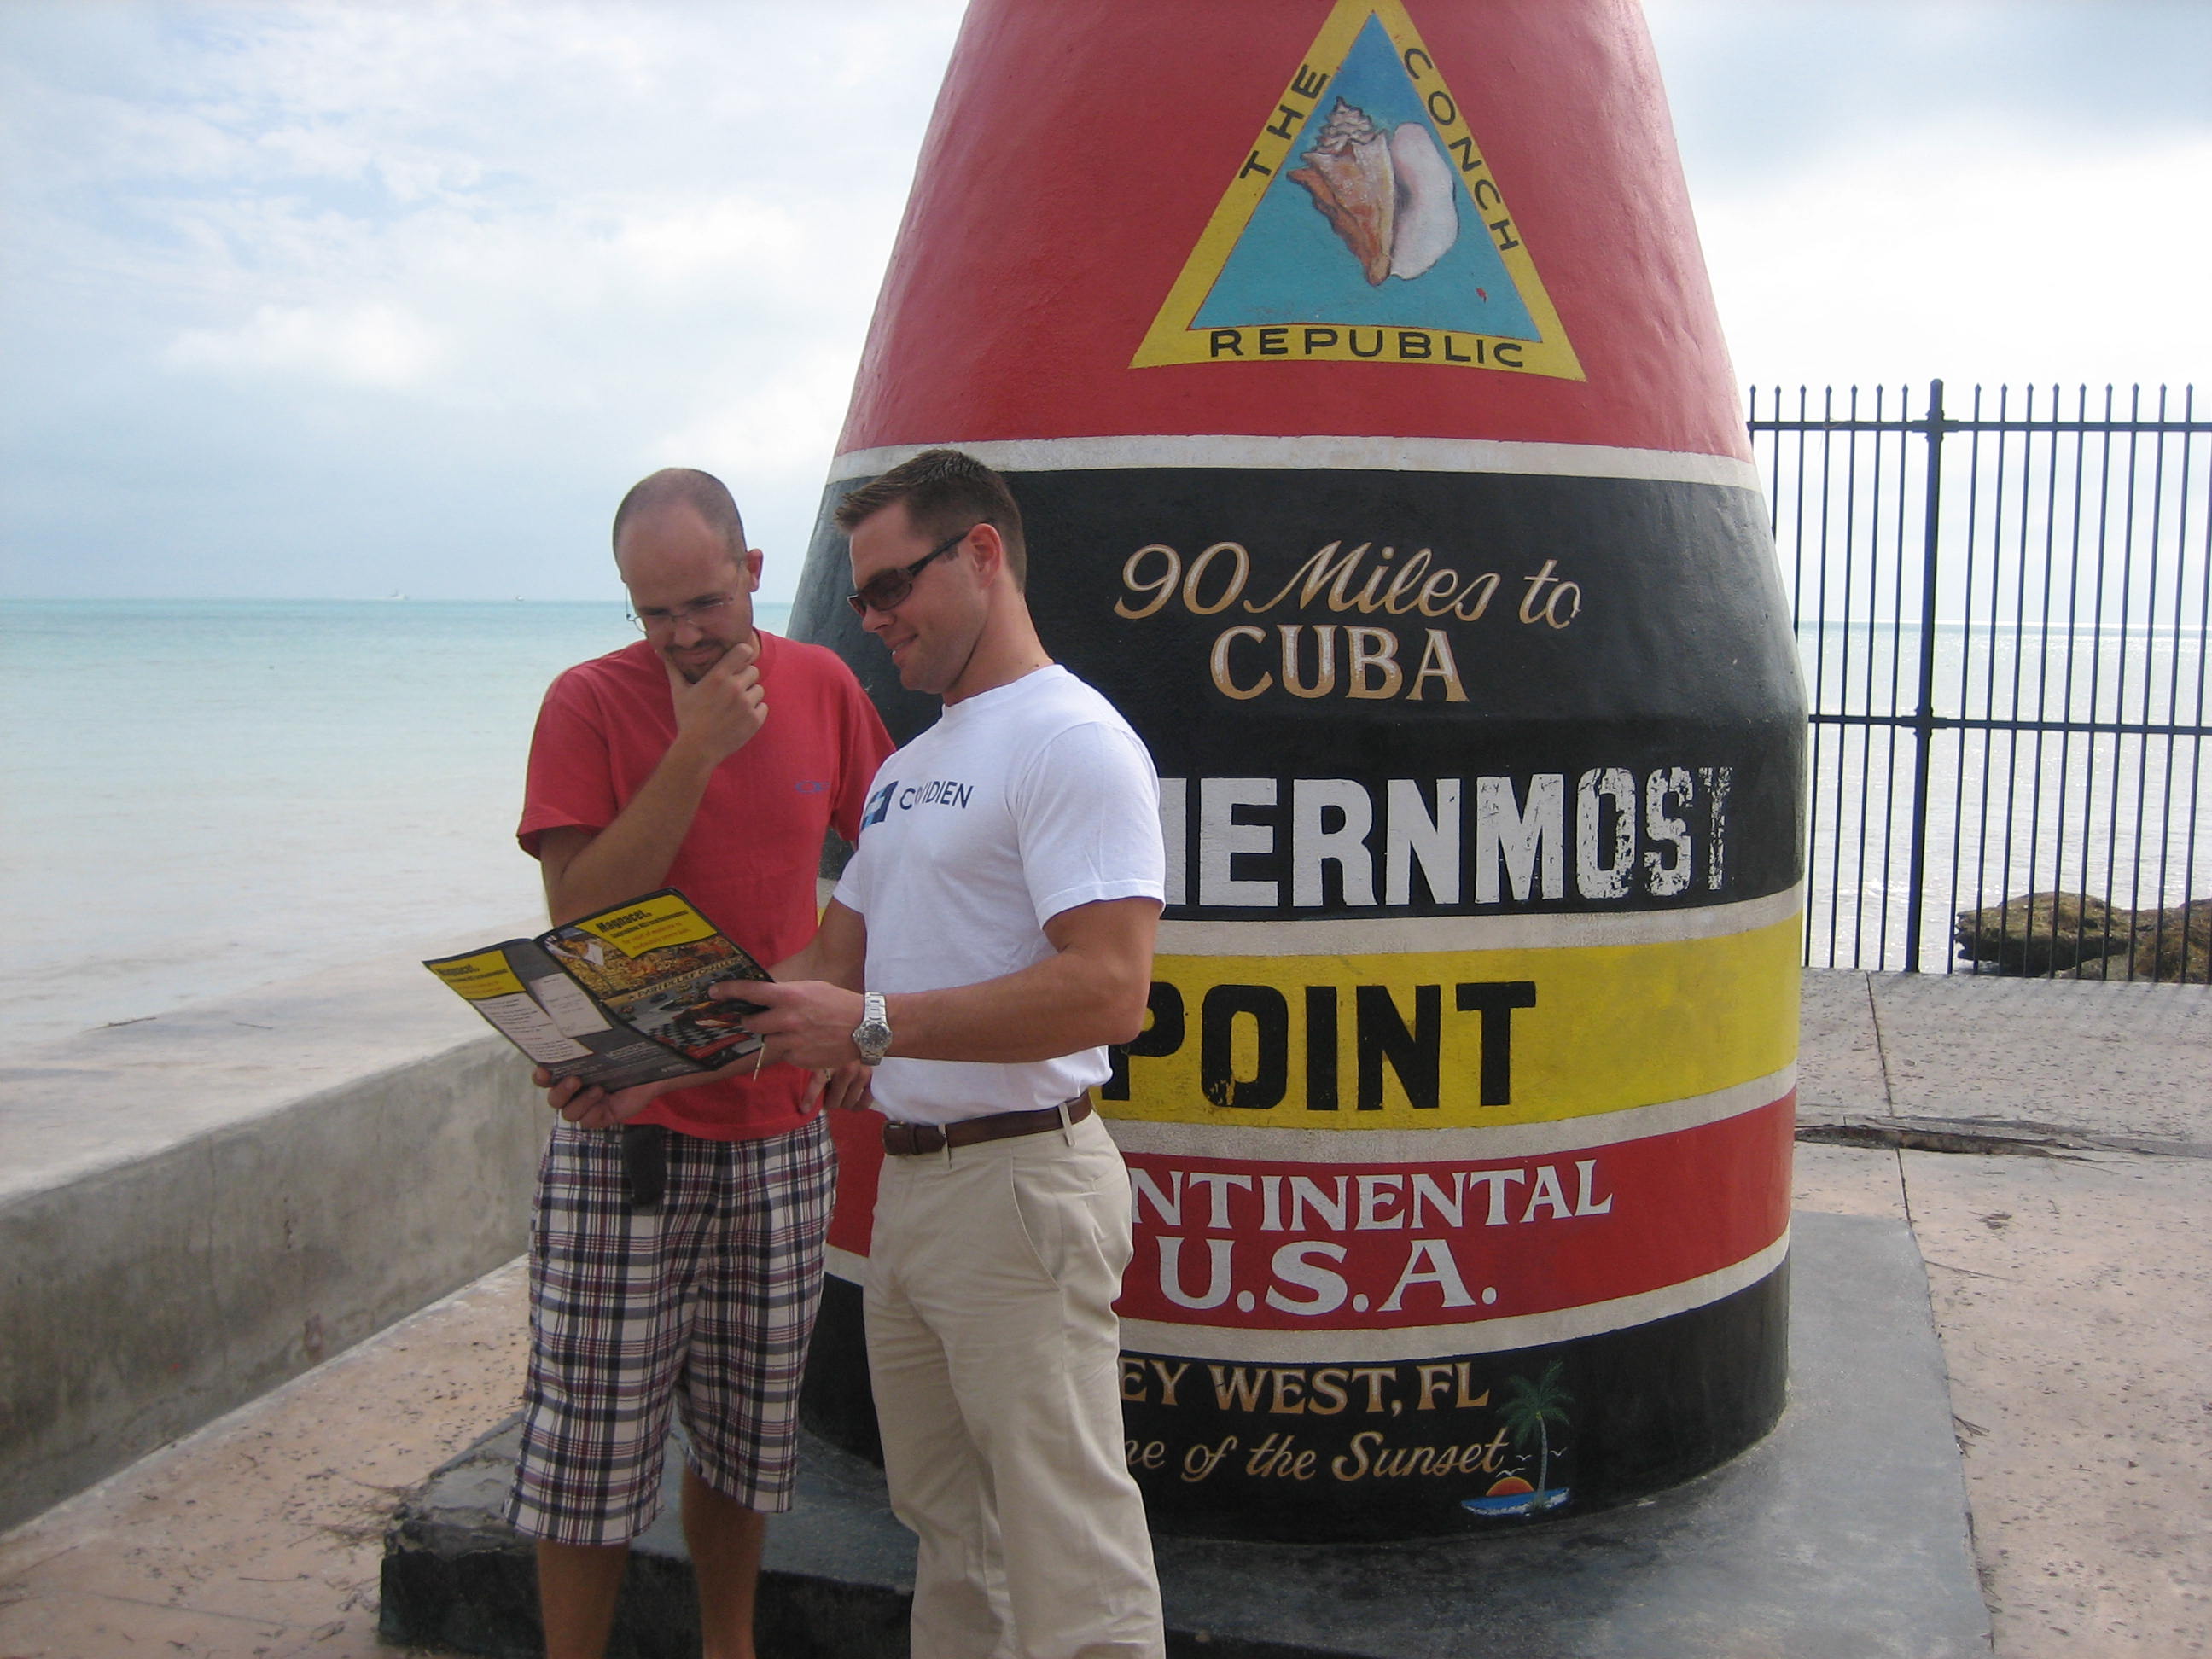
[854,990,892,1066]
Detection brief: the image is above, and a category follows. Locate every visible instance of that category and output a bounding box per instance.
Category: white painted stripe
[1115,1231,1790,1362]
[1103,1063,1795,1165]
[1155,885,1803,957]
[829,434,1761,492]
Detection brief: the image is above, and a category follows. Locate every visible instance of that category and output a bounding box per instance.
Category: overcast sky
[2,2,2206,604]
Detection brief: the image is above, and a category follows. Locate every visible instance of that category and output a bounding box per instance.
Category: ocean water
[6,602,2203,1052]
[0,598,790,1047]
[1795,619,2211,970]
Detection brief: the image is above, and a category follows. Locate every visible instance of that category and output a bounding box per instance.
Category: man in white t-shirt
[553,449,1167,1659]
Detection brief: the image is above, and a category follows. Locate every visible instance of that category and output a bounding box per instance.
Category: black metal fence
[1749,381,2211,976]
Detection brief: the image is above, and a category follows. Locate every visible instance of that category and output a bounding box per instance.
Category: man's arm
[539,899,875,1129]
[539,644,765,923]
[736,895,1158,1070]
[769,897,868,988]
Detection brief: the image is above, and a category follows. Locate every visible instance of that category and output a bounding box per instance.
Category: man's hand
[805,1060,876,1114]
[666,639,765,765]
[717,978,866,1068]
[530,1054,756,1130]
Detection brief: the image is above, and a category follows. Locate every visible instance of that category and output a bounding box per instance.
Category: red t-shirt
[518,632,893,1140]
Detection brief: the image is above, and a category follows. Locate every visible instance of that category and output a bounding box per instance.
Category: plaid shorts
[504,1115,835,1545]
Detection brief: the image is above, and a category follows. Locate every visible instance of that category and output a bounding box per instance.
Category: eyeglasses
[628,593,738,633]
[847,526,975,617]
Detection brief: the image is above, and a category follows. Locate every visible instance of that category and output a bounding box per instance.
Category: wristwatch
[853,992,892,1067]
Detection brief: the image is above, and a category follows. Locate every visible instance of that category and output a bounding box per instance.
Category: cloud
[1641,3,2212,394]
[1646,1,2212,186]
[3,2,2205,602]
[612,200,809,295]
[165,300,441,386]
[650,343,874,480]
[0,1,964,600]
[1694,122,2212,392]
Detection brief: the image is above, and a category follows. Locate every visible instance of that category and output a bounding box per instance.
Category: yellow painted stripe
[1112,913,1802,1129]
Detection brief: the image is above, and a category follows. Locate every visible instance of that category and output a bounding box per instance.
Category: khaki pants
[864,1110,1166,1659]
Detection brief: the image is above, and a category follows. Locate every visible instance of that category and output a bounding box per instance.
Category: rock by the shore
[1956,892,2211,984]
[1953,892,2131,975]
[2064,902,2212,985]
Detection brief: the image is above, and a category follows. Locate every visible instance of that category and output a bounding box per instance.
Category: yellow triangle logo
[1132,0,1582,378]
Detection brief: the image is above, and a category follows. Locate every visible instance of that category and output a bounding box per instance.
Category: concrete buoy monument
[790,0,1804,1541]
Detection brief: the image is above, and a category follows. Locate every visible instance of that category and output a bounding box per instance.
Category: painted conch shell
[1386,120,1457,280]
[1288,99,1397,284]
[1288,98,1461,285]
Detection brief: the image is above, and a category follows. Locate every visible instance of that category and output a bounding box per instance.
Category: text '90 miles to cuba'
[1115,536,1583,707]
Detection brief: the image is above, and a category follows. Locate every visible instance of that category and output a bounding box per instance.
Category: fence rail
[1749,381,2211,977]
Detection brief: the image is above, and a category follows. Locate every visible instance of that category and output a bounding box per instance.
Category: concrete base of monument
[379,1211,1989,1659]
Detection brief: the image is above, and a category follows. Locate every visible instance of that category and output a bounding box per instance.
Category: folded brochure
[423,889,771,1091]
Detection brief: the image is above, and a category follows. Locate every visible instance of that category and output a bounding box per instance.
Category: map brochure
[422,888,771,1091]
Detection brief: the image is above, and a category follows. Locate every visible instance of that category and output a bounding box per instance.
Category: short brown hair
[834,448,1027,589]
[612,469,746,559]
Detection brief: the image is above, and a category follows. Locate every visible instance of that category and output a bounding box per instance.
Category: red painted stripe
[826,1105,887,1258]
[833,1092,1796,1334]
[1111,1094,1794,1332]
[840,0,1745,462]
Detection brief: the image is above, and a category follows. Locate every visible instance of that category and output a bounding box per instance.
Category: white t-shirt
[834,665,1165,1125]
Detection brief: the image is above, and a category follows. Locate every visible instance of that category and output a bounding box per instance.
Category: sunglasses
[847,525,976,617]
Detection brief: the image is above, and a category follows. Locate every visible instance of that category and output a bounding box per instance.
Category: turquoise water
[1795,619,2211,969]
[0,598,791,1045]
[6,601,2201,1043]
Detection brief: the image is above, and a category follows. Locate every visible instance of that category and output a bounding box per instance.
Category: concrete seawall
[0,959,546,1533]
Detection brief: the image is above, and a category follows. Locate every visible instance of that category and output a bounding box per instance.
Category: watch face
[856,994,891,1063]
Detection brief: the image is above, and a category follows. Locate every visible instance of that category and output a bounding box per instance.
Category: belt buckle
[886,1120,947,1157]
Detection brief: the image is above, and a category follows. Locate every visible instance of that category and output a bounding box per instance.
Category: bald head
[611,468,764,681]
[612,469,747,562]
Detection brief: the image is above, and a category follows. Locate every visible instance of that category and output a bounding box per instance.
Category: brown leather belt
[882,1095,1091,1156]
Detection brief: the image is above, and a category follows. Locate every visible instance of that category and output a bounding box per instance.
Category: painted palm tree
[1499,1361,1575,1496]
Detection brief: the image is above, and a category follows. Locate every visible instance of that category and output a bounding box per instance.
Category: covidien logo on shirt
[895,777,975,812]
[861,780,897,830]
[861,776,977,831]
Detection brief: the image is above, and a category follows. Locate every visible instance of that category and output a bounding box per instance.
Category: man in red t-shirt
[508,468,891,1659]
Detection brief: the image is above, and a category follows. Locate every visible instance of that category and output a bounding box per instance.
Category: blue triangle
[1194,13,1540,339]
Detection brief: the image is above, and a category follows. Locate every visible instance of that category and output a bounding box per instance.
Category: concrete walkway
[1793,971,2210,1657]
[1,970,2205,1658]
[0,1263,530,1659]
